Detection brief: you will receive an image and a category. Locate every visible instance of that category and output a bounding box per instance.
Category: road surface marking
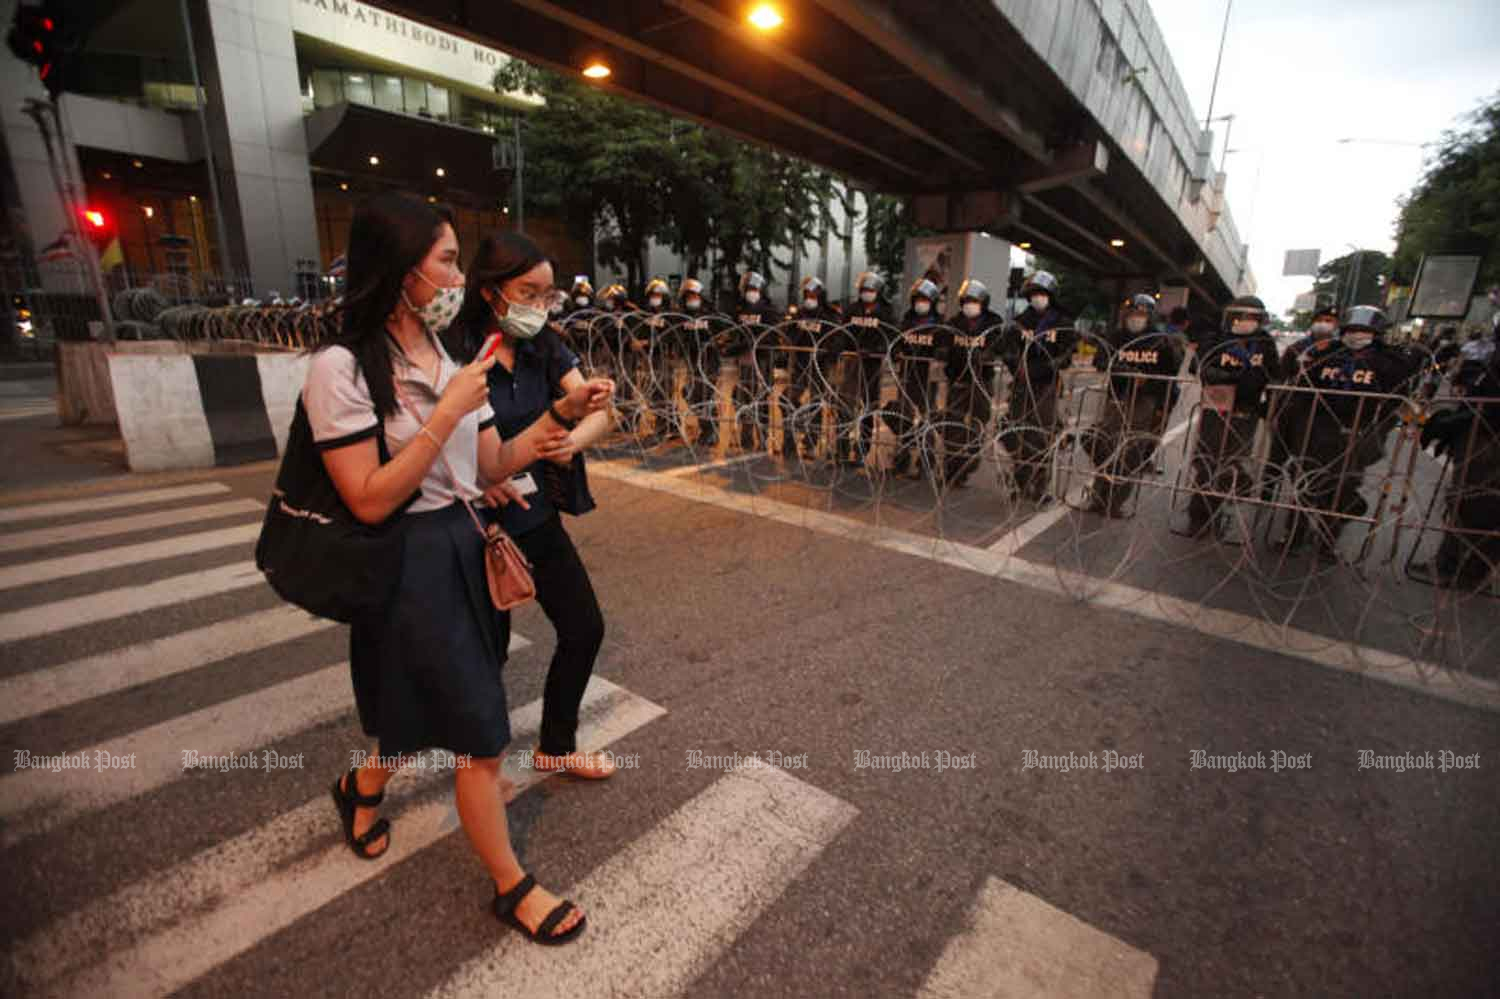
[0,522,262,591]
[0,498,262,553]
[0,482,231,524]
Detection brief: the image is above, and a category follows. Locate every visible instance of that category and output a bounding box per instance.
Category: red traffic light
[82,208,106,228]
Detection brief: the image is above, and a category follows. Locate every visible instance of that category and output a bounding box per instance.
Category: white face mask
[684,296,701,312]
[860,290,877,303]
[744,289,761,304]
[1125,316,1148,333]
[913,300,931,316]
[574,295,590,307]
[548,301,563,317]
[1029,295,1050,312]
[1343,332,1374,350]
[404,269,464,335]
[493,294,547,340]
[803,297,819,311]
[962,301,982,319]
[1231,319,1258,336]
[1310,321,1335,337]
[648,294,663,308]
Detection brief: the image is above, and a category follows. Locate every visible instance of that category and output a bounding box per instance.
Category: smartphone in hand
[478,333,504,363]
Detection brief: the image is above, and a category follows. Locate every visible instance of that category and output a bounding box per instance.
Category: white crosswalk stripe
[0,482,231,524]
[0,498,262,553]
[0,522,263,590]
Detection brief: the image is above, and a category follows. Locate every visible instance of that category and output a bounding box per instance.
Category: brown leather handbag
[458,498,536,610]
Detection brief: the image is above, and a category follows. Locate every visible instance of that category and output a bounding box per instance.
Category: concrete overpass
[383,0,1254,306]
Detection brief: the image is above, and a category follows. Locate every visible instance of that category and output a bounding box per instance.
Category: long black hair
[320,191,454,419]
[447,231,548,361]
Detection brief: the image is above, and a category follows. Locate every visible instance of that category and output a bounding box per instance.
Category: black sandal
[493,873,586,945]
[330,766,390,860]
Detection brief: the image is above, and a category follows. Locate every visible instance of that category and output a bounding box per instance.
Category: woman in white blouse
[305,191,611,945]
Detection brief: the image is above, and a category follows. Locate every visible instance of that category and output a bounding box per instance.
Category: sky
[1146,0,1499,315]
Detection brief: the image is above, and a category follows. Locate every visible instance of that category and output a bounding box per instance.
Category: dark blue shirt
[483,327,580,537]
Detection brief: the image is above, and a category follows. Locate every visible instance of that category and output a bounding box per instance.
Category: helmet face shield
[856,271,883,294]
[910,278,939,304]
[739,271,766,296]
[1340,305,1387,335]
[1021,270,1058,299]
[957,277,990,307]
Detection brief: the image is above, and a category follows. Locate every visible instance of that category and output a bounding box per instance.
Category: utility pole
[512,116,525,233]
[22,99,113,338]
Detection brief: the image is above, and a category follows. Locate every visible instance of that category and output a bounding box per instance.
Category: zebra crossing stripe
[916,877,1157,998]
[0,663,352,848]
[0,498,263,553]
[0,560,267,643]
[0,605,335,725]
[0,522,263,591]
[0,482,231,524]
[29,678,664,999]
[428,761,857,999]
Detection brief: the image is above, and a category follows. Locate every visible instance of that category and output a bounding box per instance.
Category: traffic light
[7,2,65,97]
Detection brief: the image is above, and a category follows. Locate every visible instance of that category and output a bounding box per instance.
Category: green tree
[1392,91,1500,291]
[862,193,929,288]
[1311,250,1391,312]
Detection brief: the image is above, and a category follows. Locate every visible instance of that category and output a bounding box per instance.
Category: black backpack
[254,398,417,623]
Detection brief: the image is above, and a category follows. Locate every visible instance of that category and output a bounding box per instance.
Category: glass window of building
[426,82,449,120]
[403,77,427,115]
[311,69,342,108]
[343,72,373,107]
[373,74,403,113]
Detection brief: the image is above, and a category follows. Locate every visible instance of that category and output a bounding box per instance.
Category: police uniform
[785,281,842,458]
[998,302,1075,499]
[882,293,947,476]
[943,304,1004,484]
[677,290,734,449]
[835,294,896,465]
[1086,314,1185,515]
[1416,353,1500,588]
[726,292,781,450]
[631,283,677,442]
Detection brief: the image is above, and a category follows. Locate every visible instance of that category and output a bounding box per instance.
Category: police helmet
[856,271,884,294]
[1222,294,1268,332]
[1021,271,1059,299]
[601,283,627,309]
[910,278,940,305]
[739,271,767,297]
[1312,302,1339,321]
[678,277,704,303]
[1340,305,1387,335]
[800,276,826,302]
[570,276,594,299]
[957,277,991,309]
[1125,293,1156,316]
[644,277,670,301]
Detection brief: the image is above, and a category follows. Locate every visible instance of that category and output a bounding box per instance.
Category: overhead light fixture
[747,3,784,31]
[339,182,349,191]
[435,167,445,177]
[142,205,154,218]
[101,171,112,180]
[190,195,198,202]
[1018,241,1032,250]
[1109,238,1126,248]
[132,159,143,169]
[502,206,510,214]
[426,195,436,203]
[368,155,380,165]
[582,61,611,80]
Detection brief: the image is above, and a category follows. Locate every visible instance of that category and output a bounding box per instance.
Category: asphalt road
[1,406,1497,998]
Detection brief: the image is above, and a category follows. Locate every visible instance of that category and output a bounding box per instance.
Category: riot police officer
[882,278,947,476]
[835,270,897,466]
[565,276,596,316]
[784,276,843,460]
[999,270,1076,500]
[1288,306,1419,554]
[726,270,781,451]
[676,277,733,449]
[943,278,1004,486]
[1263,303,1342,499]
[1186,295,1284,537]
[629,276,677,444]
[1086,293,1185,516]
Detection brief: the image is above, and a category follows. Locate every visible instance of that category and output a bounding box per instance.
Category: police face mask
[1231,319,1258,336]
[1125,316,1148,334]
[860,290,877,304]
[684,296,701,312]
[962,301,982,319]
[803,296,820,311]
[403,268,464,335]
[574,295,591,307]
[1311,321,1335,338]
[744,289,761,305]
[1343,331,1375,350]
[548,300,564,317]
[1029,294,1050,312]
[913,300,931,316]
[492,293,548,340]
[648,294,664,308]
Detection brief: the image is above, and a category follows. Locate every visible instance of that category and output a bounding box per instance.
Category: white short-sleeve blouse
[302,338,495,513]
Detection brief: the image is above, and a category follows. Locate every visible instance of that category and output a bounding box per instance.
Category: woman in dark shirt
[450,233,618,779]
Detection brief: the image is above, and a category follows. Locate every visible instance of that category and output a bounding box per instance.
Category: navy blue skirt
[348,502,512,759]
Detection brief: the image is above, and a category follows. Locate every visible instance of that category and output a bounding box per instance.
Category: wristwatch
[548,401,578,430]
